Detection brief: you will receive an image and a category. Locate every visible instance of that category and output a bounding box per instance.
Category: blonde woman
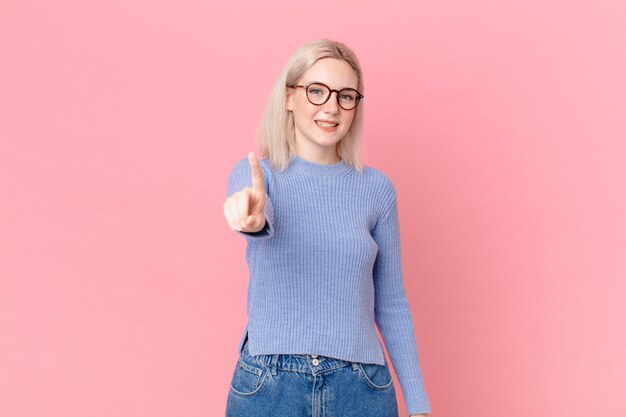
[223,39,431,417]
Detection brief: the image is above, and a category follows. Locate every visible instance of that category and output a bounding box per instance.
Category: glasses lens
[338,89,359,110]
[306,83,330,105]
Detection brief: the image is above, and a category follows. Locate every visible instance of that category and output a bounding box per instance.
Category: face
[286,58,359,159]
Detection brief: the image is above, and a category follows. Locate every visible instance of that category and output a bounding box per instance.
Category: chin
[317,132,344,142]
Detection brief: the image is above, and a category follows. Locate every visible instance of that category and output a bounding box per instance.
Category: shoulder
[362,164,392,183]
[360,164,397,200]
[361,165,399,231]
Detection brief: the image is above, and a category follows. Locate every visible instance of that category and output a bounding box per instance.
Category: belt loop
[271,354,279,375]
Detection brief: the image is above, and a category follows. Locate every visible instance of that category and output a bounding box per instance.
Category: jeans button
[312,358,320,366]
[311,354,318,358]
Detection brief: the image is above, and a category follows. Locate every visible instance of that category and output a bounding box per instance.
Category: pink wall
[1,1,625,416]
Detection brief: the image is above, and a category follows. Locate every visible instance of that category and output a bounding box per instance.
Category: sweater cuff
[406,394,432,416]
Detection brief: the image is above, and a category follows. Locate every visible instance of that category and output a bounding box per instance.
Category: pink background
[1,1,625,416]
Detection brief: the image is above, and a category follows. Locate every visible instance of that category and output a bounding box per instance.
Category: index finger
[248,151,265,193]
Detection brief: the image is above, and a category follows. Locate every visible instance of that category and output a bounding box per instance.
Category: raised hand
[224,151,267,233]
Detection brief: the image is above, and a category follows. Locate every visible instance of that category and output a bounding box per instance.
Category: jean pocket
[356,361,394,391]
[229,356,269,397]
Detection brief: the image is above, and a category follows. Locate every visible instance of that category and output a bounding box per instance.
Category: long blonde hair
[256,39,365,174]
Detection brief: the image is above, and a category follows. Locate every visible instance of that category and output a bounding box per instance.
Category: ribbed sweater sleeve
[372,183,432,415]
[226,158,275,240]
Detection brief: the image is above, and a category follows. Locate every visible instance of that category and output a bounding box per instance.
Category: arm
[372,186,432,416]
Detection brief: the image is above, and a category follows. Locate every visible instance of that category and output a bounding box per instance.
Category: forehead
[301,58,358,90]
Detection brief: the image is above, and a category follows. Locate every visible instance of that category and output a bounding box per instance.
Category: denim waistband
[241,337,359,375]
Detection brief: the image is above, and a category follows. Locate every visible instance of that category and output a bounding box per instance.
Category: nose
[322,91,340,113]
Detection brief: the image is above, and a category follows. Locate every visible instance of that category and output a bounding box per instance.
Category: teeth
[316,121,338,128]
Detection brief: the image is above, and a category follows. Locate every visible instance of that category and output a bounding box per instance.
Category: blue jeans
[225,335,399,417]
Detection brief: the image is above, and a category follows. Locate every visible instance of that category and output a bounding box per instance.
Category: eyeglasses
[288,82,364,110]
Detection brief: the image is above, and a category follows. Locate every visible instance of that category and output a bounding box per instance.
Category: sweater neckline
[289,154,351,177]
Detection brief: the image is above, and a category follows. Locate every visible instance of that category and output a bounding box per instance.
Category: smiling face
[286,58,359,163]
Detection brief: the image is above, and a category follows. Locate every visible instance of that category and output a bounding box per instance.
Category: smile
[315,121,339,128]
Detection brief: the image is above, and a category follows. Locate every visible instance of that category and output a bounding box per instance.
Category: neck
[294,147,340,165]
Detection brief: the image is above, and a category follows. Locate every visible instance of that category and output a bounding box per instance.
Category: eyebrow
[307,81,358,90]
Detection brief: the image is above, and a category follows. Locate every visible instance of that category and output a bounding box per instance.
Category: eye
[309,88,323,95]
[340,94,355,101]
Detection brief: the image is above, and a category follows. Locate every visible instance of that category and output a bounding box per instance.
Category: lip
[315,119,339,125]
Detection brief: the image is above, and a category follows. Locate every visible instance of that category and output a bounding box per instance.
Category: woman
[223,39,431,417]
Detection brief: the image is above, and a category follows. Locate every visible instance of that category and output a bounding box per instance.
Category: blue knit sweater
[226,154,432,415]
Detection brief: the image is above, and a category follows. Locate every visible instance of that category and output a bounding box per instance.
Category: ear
[285,87,294,111]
